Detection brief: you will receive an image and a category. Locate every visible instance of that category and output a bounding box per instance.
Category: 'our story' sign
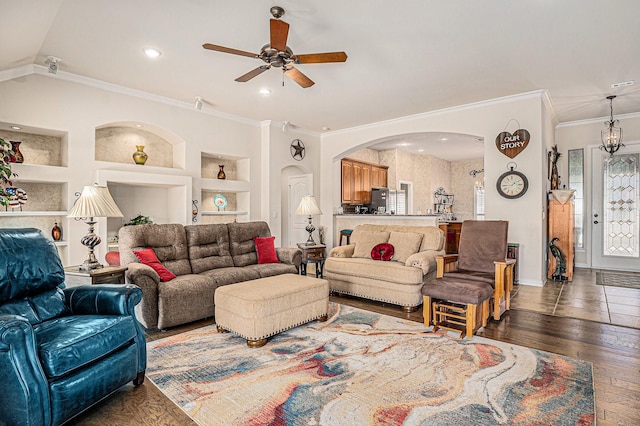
[495,129,530,158]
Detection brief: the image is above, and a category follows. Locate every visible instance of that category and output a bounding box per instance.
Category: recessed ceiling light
[143,47,162,58]
[399,143,410,147]
[440,137,448,141]
[259,88,271,95]
[322,127,331,131]
[10,125,21,130]
[418,149,424,152]
[135,124,143,128]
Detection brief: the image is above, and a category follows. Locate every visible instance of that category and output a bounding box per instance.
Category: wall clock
[290,139,305,160]
[496,167,529,199]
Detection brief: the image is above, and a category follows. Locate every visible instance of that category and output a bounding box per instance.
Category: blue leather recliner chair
[0,228,146,425]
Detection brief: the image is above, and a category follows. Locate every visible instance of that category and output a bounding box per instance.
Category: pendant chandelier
[600,95,624,156]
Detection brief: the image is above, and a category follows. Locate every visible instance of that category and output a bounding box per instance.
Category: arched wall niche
[335,131,484,218]
[95,121,186,169]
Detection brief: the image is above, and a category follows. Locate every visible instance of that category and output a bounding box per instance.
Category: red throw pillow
[371,243,394,261]
[134,248,177,281]
[254,236,280,264]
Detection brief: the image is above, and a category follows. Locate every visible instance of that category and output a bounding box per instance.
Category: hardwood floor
[69,292,640,425]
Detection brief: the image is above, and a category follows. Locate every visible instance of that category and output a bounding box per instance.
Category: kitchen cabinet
[341,160,354,203]
[341,159,387,204]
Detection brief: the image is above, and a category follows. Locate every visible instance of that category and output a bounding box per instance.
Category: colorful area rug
[596,271,640,289]
[147,304,595,425]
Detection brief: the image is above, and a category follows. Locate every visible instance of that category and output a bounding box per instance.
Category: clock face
[497,170,528,199]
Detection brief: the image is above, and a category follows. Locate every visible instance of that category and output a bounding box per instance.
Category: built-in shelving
[0,211,68,217]
[201,211,248,216]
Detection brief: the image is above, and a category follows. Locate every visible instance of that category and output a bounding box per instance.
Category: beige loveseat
[118,221,301,330]
[325,224,445,311]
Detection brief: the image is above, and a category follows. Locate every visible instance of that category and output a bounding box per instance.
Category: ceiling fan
[203,6,347,88]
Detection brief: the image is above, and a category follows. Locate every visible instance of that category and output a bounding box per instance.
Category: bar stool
[339,229,353,246]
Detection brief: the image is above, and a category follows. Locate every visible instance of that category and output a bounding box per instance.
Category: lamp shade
[296,195,322,216]
[68,184,123,218]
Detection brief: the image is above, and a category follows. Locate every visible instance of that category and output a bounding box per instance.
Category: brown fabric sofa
[325,224,445,311]
[118,221,301,329]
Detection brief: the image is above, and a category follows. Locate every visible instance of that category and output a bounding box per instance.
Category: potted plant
[123,214,154,226]
[0,137,16,208]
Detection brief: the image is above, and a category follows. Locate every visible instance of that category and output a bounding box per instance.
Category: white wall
[0,72,260,265]
[320,91,551,286]
[262,121,321,245]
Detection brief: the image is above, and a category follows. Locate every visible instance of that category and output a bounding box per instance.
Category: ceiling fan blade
[284,67,315,88]
[293,52,348,64]
[235,66,270,82]
[203,43,257,58]
[270,18,290,51]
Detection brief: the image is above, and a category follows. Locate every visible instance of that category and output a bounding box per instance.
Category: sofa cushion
[185,223,234,273]
[34,315,137,378]
[388,231,423,263]
[118,224,192,276]
[325,257,424,285]
[244,263,298,278]
[371,243,394,261]
[134,248,177,282]
[228,221,272,267]
[254,236,280,264]
[421,278,494,305]
[0,288,69,325]
[353,231,390,259]
[202,267,261,286]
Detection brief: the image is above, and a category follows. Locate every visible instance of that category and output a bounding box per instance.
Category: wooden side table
[64,265,128,286]
[297,243,326,278]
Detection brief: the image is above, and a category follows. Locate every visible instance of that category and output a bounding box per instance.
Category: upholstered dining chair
[421,220,515,337]
[0,228,146,426]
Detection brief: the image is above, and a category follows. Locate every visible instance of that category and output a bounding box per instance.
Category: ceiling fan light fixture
[600,95,624,156]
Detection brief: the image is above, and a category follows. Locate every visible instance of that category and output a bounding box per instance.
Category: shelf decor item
[51,222,62,241]
[4,187,27,211]
[132,145,148,165]
[9,141,24,163]
[0,137,16,208]
[296,194,323,245]
[67,184,124,270]
[217,164,226,179]
[214,193,228,211]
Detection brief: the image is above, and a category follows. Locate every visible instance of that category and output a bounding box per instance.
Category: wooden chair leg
[465,303,477,338]
[481,299,489,327]
[423,296,432,327]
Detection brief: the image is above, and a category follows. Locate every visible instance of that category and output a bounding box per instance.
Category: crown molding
[557,110,640,128]
[323,90,550,138]
[1,64,260,127]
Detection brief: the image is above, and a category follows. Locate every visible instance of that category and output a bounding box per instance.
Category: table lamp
[296,195,322,245]
[68,184,123,270]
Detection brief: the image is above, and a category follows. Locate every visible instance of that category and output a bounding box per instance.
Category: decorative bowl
[550,189,575,204]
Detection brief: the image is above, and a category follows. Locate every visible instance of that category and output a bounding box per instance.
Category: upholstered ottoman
[214,274,329,347]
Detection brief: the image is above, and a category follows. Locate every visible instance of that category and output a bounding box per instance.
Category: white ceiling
[3,0,640,138]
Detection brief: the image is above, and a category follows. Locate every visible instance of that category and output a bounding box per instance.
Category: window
[568,149,584,249]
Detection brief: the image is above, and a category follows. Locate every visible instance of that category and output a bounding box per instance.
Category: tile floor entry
[510,268,640,329]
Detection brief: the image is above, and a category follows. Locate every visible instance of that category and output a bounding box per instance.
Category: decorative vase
[51,222,62,241]
[132,145,148,165]
[217,165,226,179]
[10,141,24,163]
